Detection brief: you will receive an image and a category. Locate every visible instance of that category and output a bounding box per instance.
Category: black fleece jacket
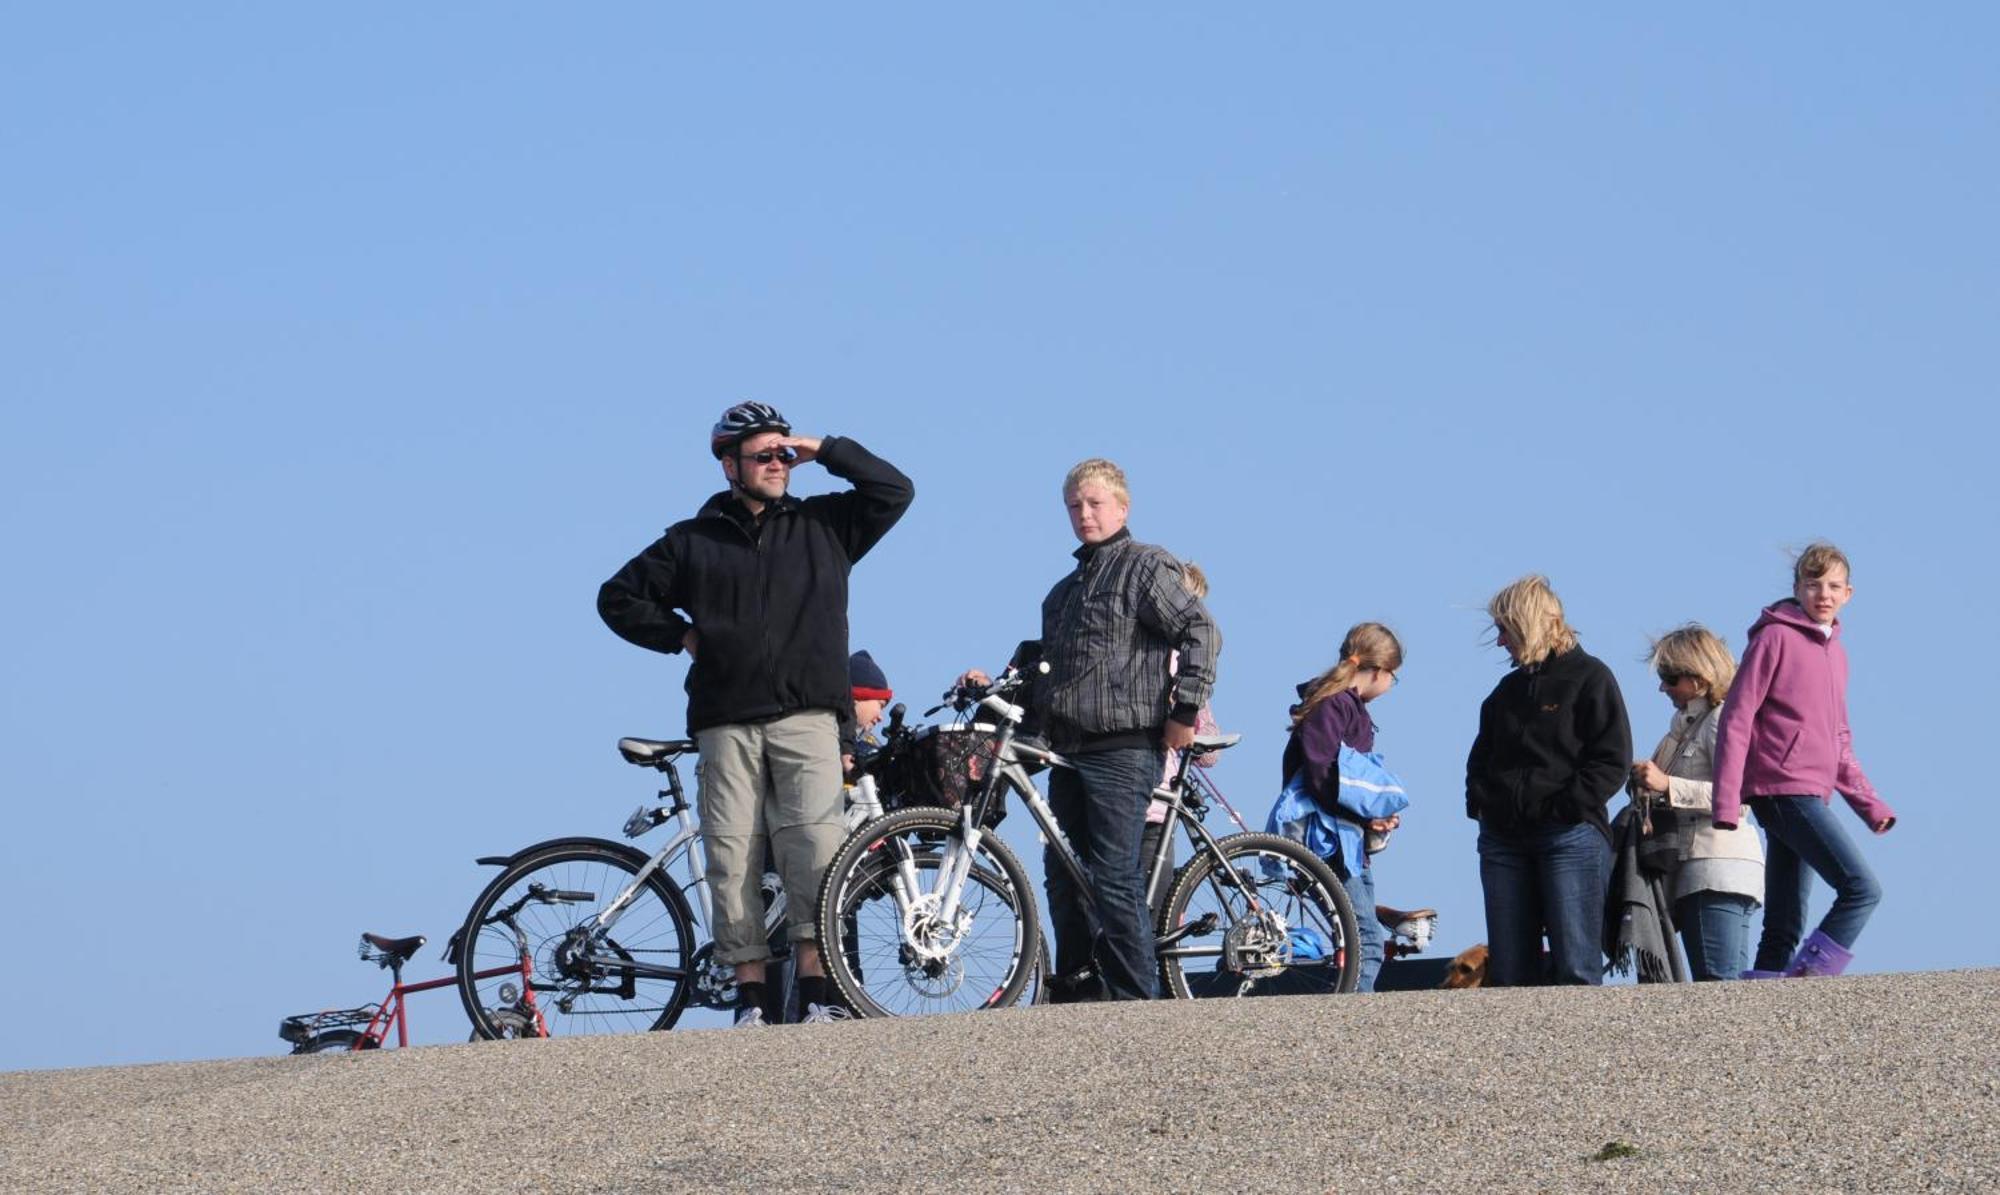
[1464,646,1632,841]
[597,436,914,736]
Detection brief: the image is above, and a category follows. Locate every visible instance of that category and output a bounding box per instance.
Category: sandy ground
[3,969,1995,1193]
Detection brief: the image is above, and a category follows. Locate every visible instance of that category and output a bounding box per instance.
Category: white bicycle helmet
[710,401,792,458]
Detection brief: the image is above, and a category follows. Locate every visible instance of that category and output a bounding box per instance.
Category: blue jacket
[1268,743,1410,876]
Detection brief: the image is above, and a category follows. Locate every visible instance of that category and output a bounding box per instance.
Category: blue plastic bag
[1266,745,1410,876]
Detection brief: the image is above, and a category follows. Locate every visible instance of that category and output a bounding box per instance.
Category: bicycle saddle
[361,933,427,963]
[1187,733,1241,756]
[1375,905,1437,927]
[618,737,697,765]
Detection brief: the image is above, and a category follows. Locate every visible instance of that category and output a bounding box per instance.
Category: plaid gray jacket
[1034,530,1220,738]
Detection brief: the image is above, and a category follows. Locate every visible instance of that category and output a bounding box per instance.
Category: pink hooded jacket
[1711,599,1895,831]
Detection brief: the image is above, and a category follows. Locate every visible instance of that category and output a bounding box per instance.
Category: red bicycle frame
[284,935,549,1053]
[353,961,548,1049]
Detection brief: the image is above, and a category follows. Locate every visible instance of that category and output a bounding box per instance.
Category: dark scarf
[1603,806,1681,983]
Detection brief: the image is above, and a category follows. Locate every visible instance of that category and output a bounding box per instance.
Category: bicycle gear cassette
[1220,908,1293,978]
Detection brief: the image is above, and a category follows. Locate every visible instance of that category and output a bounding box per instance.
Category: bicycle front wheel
[1158,832,1360,998]
[457,841,696,1038]
[816,808,1039,1018]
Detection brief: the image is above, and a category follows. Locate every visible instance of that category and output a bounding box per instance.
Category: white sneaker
[799,1003,852,1024]
[733,1007,766,1028]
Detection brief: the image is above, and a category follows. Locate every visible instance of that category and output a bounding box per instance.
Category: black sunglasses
[740,448,797,465]
[1657,671,1691,685]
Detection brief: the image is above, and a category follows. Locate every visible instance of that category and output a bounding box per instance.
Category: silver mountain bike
[815,666,1360,1018]
[453,736,888,1038]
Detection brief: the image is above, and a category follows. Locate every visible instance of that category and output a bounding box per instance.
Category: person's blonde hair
[1488,575,1578,667]
[1647,624,1737,706]
[1179,560,1208,600]
[1291,622,1403,730]
[1062,458,1130,506]
[1793,541,1852,585]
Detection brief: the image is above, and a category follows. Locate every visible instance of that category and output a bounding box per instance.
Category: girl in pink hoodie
[1711,542,1896,977]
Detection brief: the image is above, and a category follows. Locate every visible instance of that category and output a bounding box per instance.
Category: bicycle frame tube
[846,773,886,827]
[1005,763,1096,898]
[650,758,714,932]
[968,694,1276,967]
[594,825,697,933]
[360,986,404,1049]
[657,811,710,930]
[369,961,548,1048]
[462,957,550,1037]
[1142,782,1180,913]
[1142,748,1231,912]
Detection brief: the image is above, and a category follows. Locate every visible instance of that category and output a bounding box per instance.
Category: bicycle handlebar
[927,661,1047,717]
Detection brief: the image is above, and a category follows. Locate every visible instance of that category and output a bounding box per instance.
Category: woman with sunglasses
[1627,625,1764,981]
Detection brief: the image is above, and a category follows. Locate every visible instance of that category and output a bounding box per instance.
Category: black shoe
[1044,969,1107,1005]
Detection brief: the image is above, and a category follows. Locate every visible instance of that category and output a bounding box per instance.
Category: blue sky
[4,6,1995,1070]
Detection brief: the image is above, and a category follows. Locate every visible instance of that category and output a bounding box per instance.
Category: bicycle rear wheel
[457,841,696,1038]
[1158,832,1360,998]
[816,808,1039,1018]
[295,1029,368,1054]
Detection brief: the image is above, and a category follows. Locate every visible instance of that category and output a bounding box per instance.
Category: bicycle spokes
[1158,834,1359,999]
[458,845,697,1036]
[820,809,1038,1017]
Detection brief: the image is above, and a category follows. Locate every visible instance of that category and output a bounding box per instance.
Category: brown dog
[1440,943,1489,989]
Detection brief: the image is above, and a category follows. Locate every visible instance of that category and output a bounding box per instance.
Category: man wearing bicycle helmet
[598,401,914,1026]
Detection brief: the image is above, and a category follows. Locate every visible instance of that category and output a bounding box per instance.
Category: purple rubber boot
[1739,969,1786,980]
[1782,930,1854,978]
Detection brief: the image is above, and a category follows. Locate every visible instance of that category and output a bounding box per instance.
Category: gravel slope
[3,970,1995,1193]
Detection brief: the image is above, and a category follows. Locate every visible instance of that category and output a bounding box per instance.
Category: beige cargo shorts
[694,710,845,964]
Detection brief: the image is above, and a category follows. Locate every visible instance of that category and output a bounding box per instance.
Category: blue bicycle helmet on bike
[710,401,791,458]
[1287,926,1330,962]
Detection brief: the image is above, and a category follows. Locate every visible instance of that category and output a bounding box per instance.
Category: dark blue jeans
[1748,795,1884,969]
[1046,745,1162,1000]
[1477,821,1611,986]
[1674,890,1757,981]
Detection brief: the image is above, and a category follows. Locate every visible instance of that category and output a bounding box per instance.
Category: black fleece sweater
[1464,646,1632,841]
[597,436,914,736]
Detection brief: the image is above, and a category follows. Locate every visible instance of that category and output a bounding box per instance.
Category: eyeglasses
[1376,667,1399,686]
[741,448,797,466]
[1657,672,1690,686]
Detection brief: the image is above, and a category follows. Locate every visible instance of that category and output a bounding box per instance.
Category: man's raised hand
[780,435,824,465]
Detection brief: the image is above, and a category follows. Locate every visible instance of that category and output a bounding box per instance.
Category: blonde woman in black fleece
[1466,575,1632,986]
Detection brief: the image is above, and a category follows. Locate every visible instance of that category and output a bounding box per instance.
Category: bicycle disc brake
[1220,907,1293,978]
[893,892,971,995]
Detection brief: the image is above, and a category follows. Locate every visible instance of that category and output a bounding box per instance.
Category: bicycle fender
[474,837,651,870]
